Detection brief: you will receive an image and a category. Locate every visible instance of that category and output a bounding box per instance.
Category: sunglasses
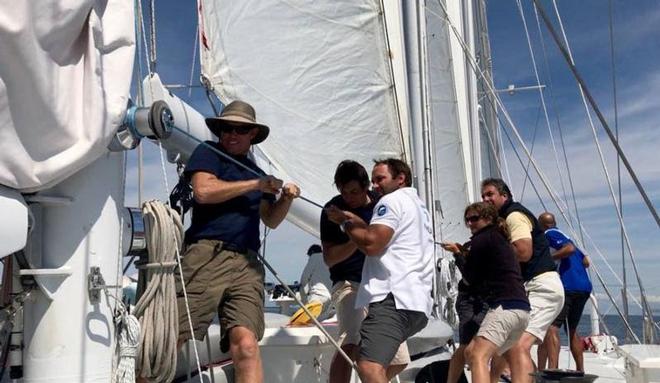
[221,126,254,135]
[465,215,481,223]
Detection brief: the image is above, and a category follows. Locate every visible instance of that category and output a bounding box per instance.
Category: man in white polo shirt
[326,158,434,383]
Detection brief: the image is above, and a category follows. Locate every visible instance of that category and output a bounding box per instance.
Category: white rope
[437,256,459,328]
[134,200,183,382]
[114,312,141,383]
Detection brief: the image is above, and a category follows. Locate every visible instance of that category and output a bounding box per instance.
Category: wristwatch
[339,220,352,232]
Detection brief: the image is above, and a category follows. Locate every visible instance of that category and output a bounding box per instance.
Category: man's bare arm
[512,238,533,262]
[260,183,300,229]
[345,223,394,256]
[191,171,281,204]
[551,243,575,260]
[322,240,358,268]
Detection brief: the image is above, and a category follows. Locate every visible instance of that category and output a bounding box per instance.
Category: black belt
[220,241,248,254]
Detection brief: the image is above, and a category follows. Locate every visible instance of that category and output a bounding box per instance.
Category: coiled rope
[114,312,141,383]
[134,200,184,382]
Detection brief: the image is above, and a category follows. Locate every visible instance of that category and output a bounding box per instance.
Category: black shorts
[552,291,590,331]
[456,288,489,344]
[359,293,428,366]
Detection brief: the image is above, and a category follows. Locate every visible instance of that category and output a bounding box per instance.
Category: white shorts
[477,306,529,355]
[524,271,565,342]
[332,281,410,365]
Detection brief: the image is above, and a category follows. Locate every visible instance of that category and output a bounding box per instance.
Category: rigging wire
[535,0,660,230]
[531,4,585,246]
[515,0,572,217]
[432,1,655,338]
[519,105,542,202]
[149,0,157,73]
[188,25,199,99]
[536,0,657,336]
[607,0,630,337]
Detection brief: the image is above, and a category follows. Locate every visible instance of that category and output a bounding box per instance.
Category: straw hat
[205,100,270,144]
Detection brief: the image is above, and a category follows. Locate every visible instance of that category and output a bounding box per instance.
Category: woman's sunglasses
[221,126,254,135]
[465,215,481,223]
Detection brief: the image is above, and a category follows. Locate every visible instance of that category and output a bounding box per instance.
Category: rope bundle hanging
[134,200,183,382]
[114,312,141,383]
[437,256,459,328]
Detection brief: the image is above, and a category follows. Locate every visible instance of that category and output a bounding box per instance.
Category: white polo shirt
[355,187,434,316]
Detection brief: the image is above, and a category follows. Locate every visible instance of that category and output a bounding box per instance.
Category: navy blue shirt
[184,141,275,251]
[320,193,377,284]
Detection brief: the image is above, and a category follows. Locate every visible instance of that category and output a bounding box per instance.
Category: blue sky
[128,1,659,315]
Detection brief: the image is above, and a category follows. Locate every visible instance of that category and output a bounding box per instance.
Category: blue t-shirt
[184,141,275,251]
[544,228,592,293]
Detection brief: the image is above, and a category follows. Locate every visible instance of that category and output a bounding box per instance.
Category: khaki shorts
[477,306,529,355]
[525,271,565,342]
[332,281,410,365]
[175,239,265,352]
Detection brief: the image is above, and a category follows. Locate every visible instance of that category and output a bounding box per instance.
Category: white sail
[424,0,474,244]
[0,1,135,192]
[198,0,408,235]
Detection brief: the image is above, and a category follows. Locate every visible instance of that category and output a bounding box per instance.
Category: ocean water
[569,314,658,345]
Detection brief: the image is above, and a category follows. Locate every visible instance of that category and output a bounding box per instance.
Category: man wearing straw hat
[174,100,300,383]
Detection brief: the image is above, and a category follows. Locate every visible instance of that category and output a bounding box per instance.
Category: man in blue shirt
[174,100,300,383]
[538,212,592,372]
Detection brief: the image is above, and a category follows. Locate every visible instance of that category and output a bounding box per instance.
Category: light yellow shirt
[506,211,533,243]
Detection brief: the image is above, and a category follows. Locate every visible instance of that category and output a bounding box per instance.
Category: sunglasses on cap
[465,215,481,223]
[221,125,254,135]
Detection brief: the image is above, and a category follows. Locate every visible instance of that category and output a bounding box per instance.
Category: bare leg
[507,332,538,383]
[386,363,407,380]
[229,326,263,383]
[537,336,548,371]
[448,345,467,383]
[358,359,388,383]
[545,326,560,369]
[569,329,584,372]
[329,343,359,383]
[465,337,498,383]
[490,354,509,383]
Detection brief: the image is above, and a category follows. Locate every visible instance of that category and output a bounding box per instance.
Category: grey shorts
[359,293,428,366]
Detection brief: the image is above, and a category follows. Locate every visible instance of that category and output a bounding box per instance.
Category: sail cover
[0,1,135,192]
[198,0,406,236]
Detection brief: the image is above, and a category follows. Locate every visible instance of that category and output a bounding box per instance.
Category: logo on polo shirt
[377,205,387,216]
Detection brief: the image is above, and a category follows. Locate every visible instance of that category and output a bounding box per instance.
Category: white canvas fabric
[356,187,434,316]
[0,1,135,191]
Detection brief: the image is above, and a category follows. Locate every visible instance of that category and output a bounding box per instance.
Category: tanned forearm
[345,221,393,257]
[551,243,575,260]
[193,175,260,204]
[322,241,358,268]
[261,196,294,229]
